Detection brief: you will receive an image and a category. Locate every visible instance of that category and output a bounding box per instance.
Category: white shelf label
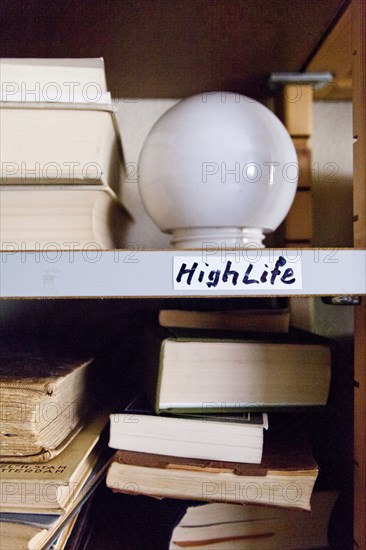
[173,253,303,291]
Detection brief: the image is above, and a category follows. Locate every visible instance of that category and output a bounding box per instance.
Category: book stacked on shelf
[169,491,339,549]
[158,305,291,334]
[105,306,333,531]
[0,57,130,251]
[0,345,118,549]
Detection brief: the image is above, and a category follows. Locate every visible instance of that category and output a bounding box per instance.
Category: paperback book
[109,395,268,464]
[106,428,319,511]
[169,491,339,549]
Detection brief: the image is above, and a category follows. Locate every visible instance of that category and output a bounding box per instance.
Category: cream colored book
[169,491,339,549]
[0,522,42,550]
[0,58,111,104]
[145,330,331,414]
[106,431,319,512]
[109,409,268,464]
[0,449,110,550]
[0,413,108,513]
[0,351,94,461]
[0,107,123,189]
[0,503,82,550]
[0,186,130,250]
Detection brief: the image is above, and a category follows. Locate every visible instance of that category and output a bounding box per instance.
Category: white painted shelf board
[0,249,365,298]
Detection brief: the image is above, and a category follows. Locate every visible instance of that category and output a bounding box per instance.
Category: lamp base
[170,227,265,249]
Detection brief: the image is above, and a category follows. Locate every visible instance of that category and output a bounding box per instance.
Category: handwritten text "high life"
[173,255,303,290]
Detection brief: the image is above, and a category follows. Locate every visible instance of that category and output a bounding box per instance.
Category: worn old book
[0,58,111,104]
[0,445,111,550]
[0,186,130,250]
[144,329,332,414]
[0,412,109,514]
[0,351,96,461]
[0,503,82,550]
[169,491,339,549]
[106,430,319,511]
[158,308,290,333]
[109,395,268,464]
[0,107,123,190]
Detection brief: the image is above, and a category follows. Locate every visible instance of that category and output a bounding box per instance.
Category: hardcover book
[0,186,130,250]
[0,108,123,189]
[0,412,109,514]
[0,445,111,550]
[0,351,95,461]
[144,329,332,414]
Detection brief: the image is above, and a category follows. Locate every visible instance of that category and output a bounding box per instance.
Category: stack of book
[0,57,130,251]
[105,305,334,546]
[0,345,118,549]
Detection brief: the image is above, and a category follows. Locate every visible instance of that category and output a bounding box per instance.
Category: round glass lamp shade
[138,92,298,248]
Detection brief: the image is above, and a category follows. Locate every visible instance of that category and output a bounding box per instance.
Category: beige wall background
[312,101,353,248]
[311,101,354,337]
[116,98,178,249]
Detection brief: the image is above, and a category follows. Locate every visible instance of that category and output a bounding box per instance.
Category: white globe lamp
[138,92,298,248]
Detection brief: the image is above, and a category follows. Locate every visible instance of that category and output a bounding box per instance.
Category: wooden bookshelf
[351,1,366,547]
[0,0,364,548]
[0,0,348,100]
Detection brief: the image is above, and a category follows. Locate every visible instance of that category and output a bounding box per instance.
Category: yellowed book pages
[0,187,131,250]
[156,338,331,411]
[0,108,122,191]
[0,413,108,513]
[169,491,338,549]
[0,353,93,460]
[107,433,319,512]
[0,522,39,550]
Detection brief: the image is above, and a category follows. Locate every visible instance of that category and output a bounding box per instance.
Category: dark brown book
[159,308,290,333]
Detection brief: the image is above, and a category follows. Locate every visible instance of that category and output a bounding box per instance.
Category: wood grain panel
[352,1,366,548]
[0,0,348,99]
[307,5,352,100]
